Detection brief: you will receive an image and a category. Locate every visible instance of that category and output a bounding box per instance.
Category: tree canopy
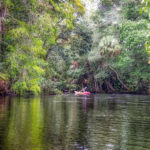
[0,0,149,95]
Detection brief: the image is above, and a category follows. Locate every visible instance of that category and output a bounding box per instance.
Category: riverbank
[1,90,149,97]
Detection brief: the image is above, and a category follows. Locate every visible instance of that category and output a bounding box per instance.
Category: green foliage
[0,0,84,95]
[71,0,85,14]
[67,68,86,78]
[101,0,120,7]
[141,0,150,65]
[84,0,150,93]
[0,72,8,81]
[121,0,148,20]
[116,19,150,91]
[94,70,109,80]
[5,23,46,95]
[41,21,92,92]
[1,0,149,94]
[141,0,150,15]
[12,81,28,95]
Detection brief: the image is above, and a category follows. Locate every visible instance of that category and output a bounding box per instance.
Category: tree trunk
[105,80,115,92]
[99,82,104,92]
[0,5,6,59]
[1,20,4,56]
[108,66,128,90]
[94,79,99,92]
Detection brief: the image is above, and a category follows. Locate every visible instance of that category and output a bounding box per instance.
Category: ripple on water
[0,94,150,150]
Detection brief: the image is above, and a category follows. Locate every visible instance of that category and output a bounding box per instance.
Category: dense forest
[0,0,149,95]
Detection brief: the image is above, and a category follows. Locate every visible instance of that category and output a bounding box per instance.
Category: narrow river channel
[0,94,150,150]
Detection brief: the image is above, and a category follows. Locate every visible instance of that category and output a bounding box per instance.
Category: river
[0,94,150,150]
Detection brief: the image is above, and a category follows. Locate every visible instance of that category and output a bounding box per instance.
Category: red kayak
[75,91,91,95]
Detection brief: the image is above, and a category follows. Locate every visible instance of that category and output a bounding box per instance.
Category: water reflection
[0,94,150,150]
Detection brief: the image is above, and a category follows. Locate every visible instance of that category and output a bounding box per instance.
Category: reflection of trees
[118,96,150,150]
[87,95,122,150]
[65,97,89,150]
[0,95,91,150]
[42,95,69,149]
[87,95,150,150]
[0,97,11,150]
[0,95,150,150]
[3,97,44,150]
[42,95,90,150]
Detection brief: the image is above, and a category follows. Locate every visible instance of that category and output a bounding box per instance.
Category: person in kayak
[80,86,87,92]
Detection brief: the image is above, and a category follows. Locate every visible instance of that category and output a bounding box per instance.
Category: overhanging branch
[108,65,128,90]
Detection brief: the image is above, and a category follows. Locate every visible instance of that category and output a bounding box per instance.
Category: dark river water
[0,94,150,150]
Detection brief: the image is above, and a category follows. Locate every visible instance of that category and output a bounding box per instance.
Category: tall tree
[0,2,6,59]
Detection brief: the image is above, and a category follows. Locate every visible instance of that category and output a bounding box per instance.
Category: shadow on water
[0,94,150,150]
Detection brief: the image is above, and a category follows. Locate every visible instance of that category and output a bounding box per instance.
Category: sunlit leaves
[141,0,150,15]
[1,0,84,95]
[9,27,29,39]
[0,72,8,81]
[70,0,85,14]
[12,81,28,95]
[118,19,150,91]
[141,0,150,65]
